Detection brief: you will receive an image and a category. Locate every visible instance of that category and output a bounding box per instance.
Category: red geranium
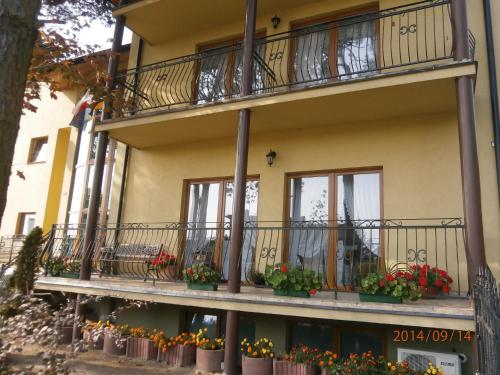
[386,274,396,282]
[280,264,288,273]
[419,277,428,287]
[309,289,317,296]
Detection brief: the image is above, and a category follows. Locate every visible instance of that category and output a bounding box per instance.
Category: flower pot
[103,332,127,356]
[196,348,224,372]
[188,283,218,291]
[273,360,315,375]
[157,344,196,367]
[126,337,157,360]
[60,271,80,279]
[59,326,74,344]
[273,289,310,298]
[83,331,104,350]
[242,355,273,375]
[359,292,402,304]
[419,286,439,299]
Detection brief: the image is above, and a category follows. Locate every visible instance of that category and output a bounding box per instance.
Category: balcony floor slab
[36,276,474,331]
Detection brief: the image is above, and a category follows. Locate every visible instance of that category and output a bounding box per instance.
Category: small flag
[69,90,93,128]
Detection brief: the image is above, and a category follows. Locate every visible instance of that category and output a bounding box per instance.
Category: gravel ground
[4,343,203,374]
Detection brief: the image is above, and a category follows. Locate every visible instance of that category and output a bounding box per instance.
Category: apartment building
[35,0,500,374]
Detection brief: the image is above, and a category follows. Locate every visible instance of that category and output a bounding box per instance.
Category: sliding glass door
[286,170,381,288]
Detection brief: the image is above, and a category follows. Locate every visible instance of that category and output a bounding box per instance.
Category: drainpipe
[72,14,126,343]
[224,0,257,374]
[482,0,500,203]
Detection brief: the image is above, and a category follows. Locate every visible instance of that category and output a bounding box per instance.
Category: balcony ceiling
[115,0,316,44]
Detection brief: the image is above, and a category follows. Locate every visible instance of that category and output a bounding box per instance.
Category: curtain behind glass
[222,181,259,280]
[336,17,377,79]
[232,44,266,95]
[293,26,331,85]
[197,51,229,103]
[289,176,329,279]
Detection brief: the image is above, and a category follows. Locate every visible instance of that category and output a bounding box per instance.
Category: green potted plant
[46,257,80,278]
[241,338,274,375]
[46,257,66,277]
[360,269,421,304]
[265,263,322,298]
[249,270,266,287]
[182,263,221,291]
[195,328,225,372]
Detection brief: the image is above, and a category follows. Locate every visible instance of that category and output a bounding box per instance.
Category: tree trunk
[0,0,41,224]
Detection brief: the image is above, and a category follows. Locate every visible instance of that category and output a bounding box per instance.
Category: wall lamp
[271,15,281,29]
[266,149,277,166]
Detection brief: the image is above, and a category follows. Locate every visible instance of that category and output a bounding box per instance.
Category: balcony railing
[111,0,473,119]
[40,218,468,295]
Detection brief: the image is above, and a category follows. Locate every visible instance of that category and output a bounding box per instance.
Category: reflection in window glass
[290,321,334,352]
[188,313,218,338]
[222,181,259,280]
[289,176,329,276]
[185,183,220,267]
[29,137,48,163]
[340,330,383,357]
[293,26,331,84]
[336,173,380,286]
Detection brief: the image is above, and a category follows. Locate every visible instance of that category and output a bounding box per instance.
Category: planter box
[83,331,104,350]
[126,337,157,360]
[60,272,80,279]
[273,289,310,298]
[157,344,196,367]
[59,326,74,344]
[103,332,127,356]
[242,355,273,375]
[419,286,440,299]
[196,348,224,372]
[273,360,316,375]
[188,283,218,291]
[359,292,402,304]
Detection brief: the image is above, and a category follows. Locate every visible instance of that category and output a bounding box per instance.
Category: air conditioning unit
[397,348,461,375]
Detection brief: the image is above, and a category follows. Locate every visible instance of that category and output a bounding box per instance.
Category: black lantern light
[271,15,281,29]
[266,150,277,166]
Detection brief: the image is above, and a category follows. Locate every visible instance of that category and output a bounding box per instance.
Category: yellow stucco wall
[0,86,78,236]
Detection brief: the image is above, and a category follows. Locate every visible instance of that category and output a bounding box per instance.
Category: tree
[11,226,44,294]
[0,0,115,225]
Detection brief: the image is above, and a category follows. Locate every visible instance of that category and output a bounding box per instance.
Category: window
[196,36,265,103]
[28,137,48,163]
[286,170,381,287]
[184,178,259,280]
[291,7,378,84]
[289,321,335,352]
[340,329,384,357]
[186,312,220,338]
[17,213,36,235]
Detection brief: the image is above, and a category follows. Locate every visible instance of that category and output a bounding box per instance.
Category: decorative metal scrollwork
[269,51,284,61]
[400,24,417,35]
[407,248,427,263]
[260,247,277,260]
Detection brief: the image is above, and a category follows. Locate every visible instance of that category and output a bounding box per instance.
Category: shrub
[11,227,44,294]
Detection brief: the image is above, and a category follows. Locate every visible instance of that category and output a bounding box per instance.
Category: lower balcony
[36,219,474,330]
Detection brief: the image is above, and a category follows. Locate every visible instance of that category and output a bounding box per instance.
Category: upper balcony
[100,0,477,148]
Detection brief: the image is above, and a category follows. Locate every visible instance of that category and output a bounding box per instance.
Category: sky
[75,21,132,50]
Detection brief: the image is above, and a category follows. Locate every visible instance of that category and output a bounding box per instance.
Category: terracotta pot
[196,348,224,372]
[103,332,127,356]
[273,360,316,375]
[157,344,196,367]
[59,326,74,344]
[419,286,439,299]
[126,337,157,360]
[242,355,273,375]
[83,331,104,350]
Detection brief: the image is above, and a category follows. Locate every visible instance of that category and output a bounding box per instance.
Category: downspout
[482,0,500,203]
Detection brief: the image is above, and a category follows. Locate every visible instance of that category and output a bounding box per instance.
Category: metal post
[451,0,487,278]
[73,14,125,344]
[451,1,486,371]
[224,0,256,373]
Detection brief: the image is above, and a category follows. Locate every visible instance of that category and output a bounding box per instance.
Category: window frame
[27,136,49,164]
[283,167,383,288]
[16,212,36,235]
[180,175,260,276]
[289,4,380,83]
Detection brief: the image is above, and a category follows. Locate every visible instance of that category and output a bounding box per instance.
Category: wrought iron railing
[474,266,500,375]
[0,235,25,265]
[112,0,473,118]
[40,218,468,295]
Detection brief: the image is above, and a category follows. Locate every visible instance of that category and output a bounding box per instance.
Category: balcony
[36,219,473,330]
[100,0,476,148]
